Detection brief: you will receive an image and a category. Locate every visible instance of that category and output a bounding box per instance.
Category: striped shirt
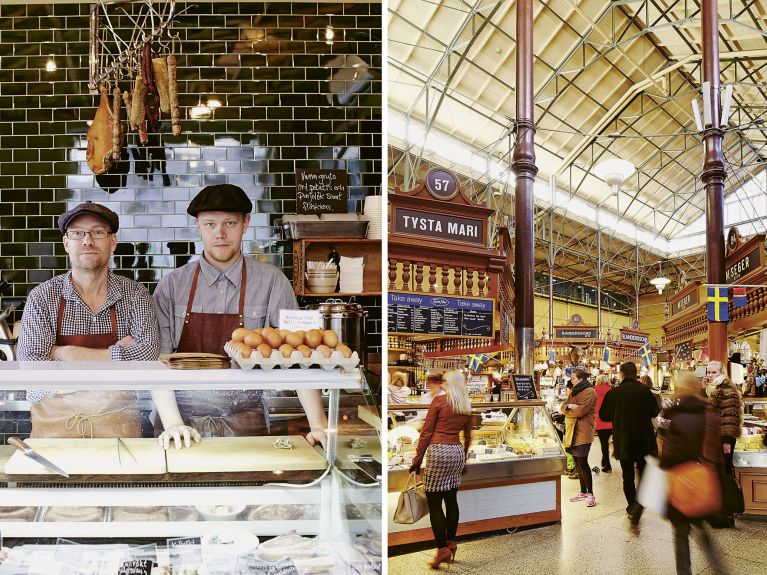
[18,271,160,404]
[152,254,298,353]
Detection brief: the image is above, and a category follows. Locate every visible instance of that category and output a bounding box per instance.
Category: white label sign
[279,309,323,331]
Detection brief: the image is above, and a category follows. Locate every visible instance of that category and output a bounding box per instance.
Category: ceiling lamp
[650,276,671,294]
[593,158,635,193]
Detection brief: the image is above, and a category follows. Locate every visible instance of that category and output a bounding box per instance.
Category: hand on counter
[306,429,327,450]
[158,424,202,450]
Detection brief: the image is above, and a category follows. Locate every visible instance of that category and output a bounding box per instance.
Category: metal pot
[308,299,368,364]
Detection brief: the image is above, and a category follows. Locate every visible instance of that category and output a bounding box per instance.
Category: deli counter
[735,399,767,518]
[0,361,382,574]
[387,401,565,545]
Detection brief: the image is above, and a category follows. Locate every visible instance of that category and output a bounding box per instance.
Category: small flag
[733,286,747,308]
[468,353,490,372]
[707,286,729,322]
[603,341,610,363]
[549,348,555,364]
[639,342,653,368]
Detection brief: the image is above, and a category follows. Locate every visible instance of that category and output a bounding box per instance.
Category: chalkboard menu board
[388,292,494,338]
[295,169,348,214]
[511,374,537,400]
[118,560,153,575]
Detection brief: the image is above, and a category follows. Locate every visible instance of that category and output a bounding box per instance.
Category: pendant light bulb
[45,55,57,73]
[325,24,335,44]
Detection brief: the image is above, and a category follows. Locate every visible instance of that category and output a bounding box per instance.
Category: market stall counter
[0,361,382,574]
[735,406,767,518]
[387,401,565,545]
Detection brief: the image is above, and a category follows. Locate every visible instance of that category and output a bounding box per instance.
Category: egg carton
[224,342,360,373]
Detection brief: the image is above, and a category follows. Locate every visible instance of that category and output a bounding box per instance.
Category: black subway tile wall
[0,2,382,435]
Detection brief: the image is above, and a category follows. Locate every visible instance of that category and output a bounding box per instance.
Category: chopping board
[165,435,326,473]
[4,438,166,476]
[335,436,381,469]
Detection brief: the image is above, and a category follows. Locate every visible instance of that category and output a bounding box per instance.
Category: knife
[8,437,70,478]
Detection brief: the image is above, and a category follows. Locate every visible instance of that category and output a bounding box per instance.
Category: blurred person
[564,368,598,507]
[409,371,473,569]
[407,373,445,425]
[599,361,660,525]
[594,374,614,472]
[388,371,411,406]
[705,361,743,529]
[658,371,727,575]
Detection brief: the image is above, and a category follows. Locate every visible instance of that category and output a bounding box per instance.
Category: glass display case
[387,401,565,545]
[0,361,381,574]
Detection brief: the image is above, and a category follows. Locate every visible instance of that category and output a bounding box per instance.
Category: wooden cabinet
[292,238,381,297]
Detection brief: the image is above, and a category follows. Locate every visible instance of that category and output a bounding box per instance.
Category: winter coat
[563,381,597,447]
[594,384,613,431]
[657,395,723,522]
[707,378,742,441]
[598,377,659,460]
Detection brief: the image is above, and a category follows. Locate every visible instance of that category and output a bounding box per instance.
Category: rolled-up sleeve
[17,286,55,361]
[152,275,175,354]
[110,283,160,361]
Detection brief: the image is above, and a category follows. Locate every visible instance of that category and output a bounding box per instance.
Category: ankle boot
[447,540,457,561]
[430,547,453,569]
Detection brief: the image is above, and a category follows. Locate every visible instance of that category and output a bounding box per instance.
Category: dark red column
[513,0,537,375]
[702,0,728,365]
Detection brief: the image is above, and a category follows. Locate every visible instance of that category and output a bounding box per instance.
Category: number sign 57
[426,169,458,199]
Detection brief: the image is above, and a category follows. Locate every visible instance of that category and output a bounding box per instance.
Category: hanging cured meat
[86,86,117,175]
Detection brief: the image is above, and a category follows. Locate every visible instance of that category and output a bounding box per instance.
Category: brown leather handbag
[31,391,141,438]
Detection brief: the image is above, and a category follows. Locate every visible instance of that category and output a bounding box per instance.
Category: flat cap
[187,184,253,217]
[58,201,119,233]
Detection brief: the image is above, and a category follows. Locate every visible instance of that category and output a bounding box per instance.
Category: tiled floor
[388,449,767,574]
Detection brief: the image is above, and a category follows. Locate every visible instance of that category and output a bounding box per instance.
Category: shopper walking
[705,361,743,529]
[594,374,613,472]
[658,371,727,575]
[564,368,598,506]
[409,371,473,569]
[599,361,659,525]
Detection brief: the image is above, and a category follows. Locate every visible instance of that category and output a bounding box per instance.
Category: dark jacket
[598,377,659,460]
[410,395,472,471]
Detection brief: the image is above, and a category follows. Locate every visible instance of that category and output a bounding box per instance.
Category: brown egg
[261,326,275,336]
[296,344,313,358]
[231,328,249,342]
[294,330,305,340]
[322,329,339,348]
[316,344,333,358]
[284,332,303,348]
[236,343,253,359]
[279,343,295,358]
[278,329,290,339]
[305,329,323,348]
[253,328,263,336]
[335,343,353,358]
[263,330,284,349]
[256,343,274,358]
[243,332,263,348]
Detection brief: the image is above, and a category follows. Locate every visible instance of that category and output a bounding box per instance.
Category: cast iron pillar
[702,0,728,365]
[513,0,537,376]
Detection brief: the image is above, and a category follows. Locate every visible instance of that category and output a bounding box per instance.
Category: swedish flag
[468,353,490,372]
[639,342,653,368]
[707,286,729,322]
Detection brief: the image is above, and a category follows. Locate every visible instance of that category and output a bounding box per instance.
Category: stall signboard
[619,329,650,347]
[672,289,699,317]
[295,168,348,214]
[553,326,599,340]
[388,292,494,338]
[725,244,763,284]
[511,374,537,400]
[393,207,485,245]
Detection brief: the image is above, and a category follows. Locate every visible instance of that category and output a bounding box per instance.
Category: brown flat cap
[187,184,253,217]
[58,201,119,233]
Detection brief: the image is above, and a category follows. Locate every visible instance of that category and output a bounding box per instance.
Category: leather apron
[161,262,267,437]
[30,297,141,438]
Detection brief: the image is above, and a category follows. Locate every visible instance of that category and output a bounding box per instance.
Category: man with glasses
[16,202,159,437]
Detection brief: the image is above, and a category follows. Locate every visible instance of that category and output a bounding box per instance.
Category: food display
[111,506,169,522]
[224,327,359,372]
[44,506,105,522]
[736,430,766,452]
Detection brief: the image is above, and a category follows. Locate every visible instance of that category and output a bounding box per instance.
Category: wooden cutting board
[335,436,381,469]
[165,435,326,473]
[3,438,166,476]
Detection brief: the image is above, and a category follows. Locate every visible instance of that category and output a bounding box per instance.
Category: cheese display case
[734,406,767,518]
[387,401,565,545]
[0,361,382,574]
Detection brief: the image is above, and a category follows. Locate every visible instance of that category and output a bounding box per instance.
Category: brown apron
[30,297,141,438]
[159,261,267,437]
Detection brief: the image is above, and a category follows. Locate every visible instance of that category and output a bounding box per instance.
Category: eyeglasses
[65,230,112,240]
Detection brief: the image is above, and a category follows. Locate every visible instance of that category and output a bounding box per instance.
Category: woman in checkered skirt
[409,371,473,569]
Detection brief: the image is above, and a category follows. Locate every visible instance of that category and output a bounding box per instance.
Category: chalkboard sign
[512,374,537,400]
[387,292,494,338]
[235,557,299,575]
[118,560,153,575]
[295,169,348,214]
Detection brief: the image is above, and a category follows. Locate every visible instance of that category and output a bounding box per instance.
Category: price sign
[279,309,322,331]
[425,168,459,200]
[235,557,300,575]
[167,537,203,566]
[295,169,348,214]
[512,374,537,400]
[117,560,153,575]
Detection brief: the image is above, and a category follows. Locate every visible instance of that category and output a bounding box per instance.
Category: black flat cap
[58,201,119,233]
[187,184,253,217]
